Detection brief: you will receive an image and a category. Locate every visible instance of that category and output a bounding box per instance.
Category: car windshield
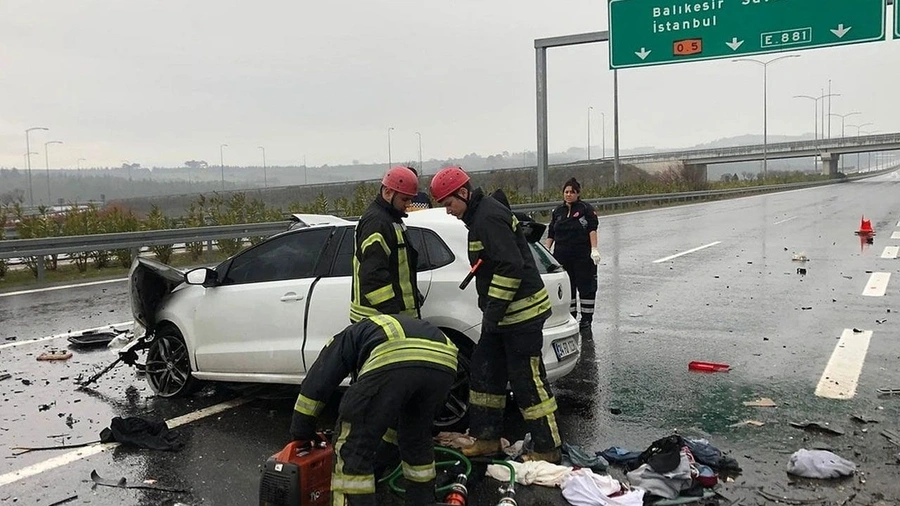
[529,242,561,274]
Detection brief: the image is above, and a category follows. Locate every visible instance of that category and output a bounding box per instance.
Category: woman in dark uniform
[545,178,600,330]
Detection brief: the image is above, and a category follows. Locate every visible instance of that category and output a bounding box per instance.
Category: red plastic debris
[688,361,730,373]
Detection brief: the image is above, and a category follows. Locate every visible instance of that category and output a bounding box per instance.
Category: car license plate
[552,337,578,361]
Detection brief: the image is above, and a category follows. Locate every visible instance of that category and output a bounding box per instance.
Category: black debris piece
[99,416,184,451]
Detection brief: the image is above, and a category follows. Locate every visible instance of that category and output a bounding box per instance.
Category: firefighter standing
[351,166,422,323]
[429,166,562,463]
[290,314,458,506]
[545,177,600,330]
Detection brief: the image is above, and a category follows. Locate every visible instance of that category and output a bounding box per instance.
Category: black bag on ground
[99,416,183,451]
[631,434,684,473]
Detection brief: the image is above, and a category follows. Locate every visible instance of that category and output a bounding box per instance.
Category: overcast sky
[1,1,898,170]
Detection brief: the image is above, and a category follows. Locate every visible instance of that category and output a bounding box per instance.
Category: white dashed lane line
[652,241,722,264]
[773,216,798,225]
[815,329,874,400]
[891,231,900,240]
[0,278,127,298]
[881,246,899,259]
[861,272,891,297]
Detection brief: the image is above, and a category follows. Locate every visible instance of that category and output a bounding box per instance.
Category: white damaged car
[128,209,581,427]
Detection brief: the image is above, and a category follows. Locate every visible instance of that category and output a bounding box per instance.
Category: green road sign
[609,0,886,69]
[896,3,900,39]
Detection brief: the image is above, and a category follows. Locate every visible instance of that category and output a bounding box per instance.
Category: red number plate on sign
[673,39,702,56]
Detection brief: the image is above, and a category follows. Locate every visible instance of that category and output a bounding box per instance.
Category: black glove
[290,414,316,443]
[481,317,498,335]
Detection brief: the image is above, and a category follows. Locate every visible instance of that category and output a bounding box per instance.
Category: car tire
[434,330,473,433]
[145,324,200,398]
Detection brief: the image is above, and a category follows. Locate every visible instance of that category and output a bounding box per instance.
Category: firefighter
[350,166,422,323]
[544,177,600,330]
[405,167,433,212]
[429,166,562,463]
[290,314,458,506]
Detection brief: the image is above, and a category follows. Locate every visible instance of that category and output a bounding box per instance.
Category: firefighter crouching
[351,166,422,323]
[290,315,458,506]
[429,166,562,463]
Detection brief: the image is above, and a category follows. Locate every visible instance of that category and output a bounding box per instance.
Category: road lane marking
[652,241,722,264]
[861,272,891,297]
[897,221,900,227]
[0,397,250,487]
[0,321,134,350]
[892,232,900,240]
[881,246,899,259]
[773,216,798,225]
[0,278,127,298]
[815,329,873,400]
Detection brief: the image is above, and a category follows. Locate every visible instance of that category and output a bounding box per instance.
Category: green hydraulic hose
[383,446,473,495]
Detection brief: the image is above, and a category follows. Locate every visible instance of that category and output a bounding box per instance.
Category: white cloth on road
[486,460,573,487]
[786,449,856,479]
[625,451,693,499]
[561,469,643,506]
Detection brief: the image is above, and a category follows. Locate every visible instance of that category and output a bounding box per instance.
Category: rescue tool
[459,258,483,290]
[259,434,333,506]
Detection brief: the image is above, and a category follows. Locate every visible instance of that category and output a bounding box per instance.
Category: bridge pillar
[821,152,840,177]
[684,163,708,183]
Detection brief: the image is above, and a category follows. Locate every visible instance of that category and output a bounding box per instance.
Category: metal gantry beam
[534,31,612,193]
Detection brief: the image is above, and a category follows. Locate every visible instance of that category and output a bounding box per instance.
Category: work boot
[462,439,502,457]
[579,318,592,330]
[522,447,561,464]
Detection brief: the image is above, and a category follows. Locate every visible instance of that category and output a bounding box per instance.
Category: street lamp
[44,140,63,206]
[794,92,839,172]
[258,146,267,188]
[587,106,593,160]
[847,123,874,172]
[25,126,49,207]
[77,157,86,171]
[733,54,800,178]
[599,111,606,159]
[219,144,228,191]
[415,132,423,174]
[828,111,861,139]
[121,159,134,197]
[387,127,395,169]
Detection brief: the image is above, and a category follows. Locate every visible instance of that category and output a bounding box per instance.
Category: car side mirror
[185,267,216,286]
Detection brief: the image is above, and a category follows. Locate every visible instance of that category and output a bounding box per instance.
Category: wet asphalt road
[3,174,900,505]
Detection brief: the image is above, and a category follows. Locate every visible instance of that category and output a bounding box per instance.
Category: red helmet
[430,166,470,202]
[382,166,418,196]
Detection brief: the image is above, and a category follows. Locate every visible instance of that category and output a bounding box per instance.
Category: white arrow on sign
[830,24,852,38]
[635,47,651,60]
[726,37,744,51]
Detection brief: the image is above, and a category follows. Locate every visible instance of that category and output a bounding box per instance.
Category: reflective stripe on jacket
[462,188,550,329]
[350,197,419,322]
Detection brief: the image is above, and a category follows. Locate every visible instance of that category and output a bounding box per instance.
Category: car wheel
[434,331,472,432]
[145,325,199,398]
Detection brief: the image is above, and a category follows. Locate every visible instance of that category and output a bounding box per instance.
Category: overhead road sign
[609,0,887,69]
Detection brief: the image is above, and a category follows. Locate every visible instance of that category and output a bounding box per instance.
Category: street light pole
[121,159,134,197]
[612,70,620,184]
[44,140,63,206]
[600,111,606,159]
[847,123,874,172]
[219,144,228,191]
[794,92,839,173]
[77,157,86,171]
[25,126,49,208]
[733,54,799,178]
[258,146,267,188]
[828,112,860,171]
[587,106,593,160]
[387,127,395,169]
[415,132,423,174]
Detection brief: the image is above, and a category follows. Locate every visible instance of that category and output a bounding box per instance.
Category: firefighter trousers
[558,255,597,323]
[331,367,455,506]
[468,320,562,452]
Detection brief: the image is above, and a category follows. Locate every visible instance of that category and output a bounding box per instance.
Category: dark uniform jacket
[548,200,598,258]
[290,315,458,439]
[350,196,420,322]
[462,188,551,330]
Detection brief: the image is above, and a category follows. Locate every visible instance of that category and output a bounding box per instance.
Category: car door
[192,227,334,376]
[303,226,433,371]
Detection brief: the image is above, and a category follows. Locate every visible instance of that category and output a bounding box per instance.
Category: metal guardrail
[0,169,890,281]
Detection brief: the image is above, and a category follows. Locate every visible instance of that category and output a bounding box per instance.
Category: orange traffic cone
[856,216,875,235]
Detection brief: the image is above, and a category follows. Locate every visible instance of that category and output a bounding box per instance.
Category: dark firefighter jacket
[548,200,598,258]
[350,196,420,322]
[462,188,551,330]
[290,315,458,439]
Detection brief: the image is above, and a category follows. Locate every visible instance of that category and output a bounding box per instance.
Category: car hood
[129,258,186,329]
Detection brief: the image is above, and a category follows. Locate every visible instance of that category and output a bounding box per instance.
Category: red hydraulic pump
[259,434,333,506]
